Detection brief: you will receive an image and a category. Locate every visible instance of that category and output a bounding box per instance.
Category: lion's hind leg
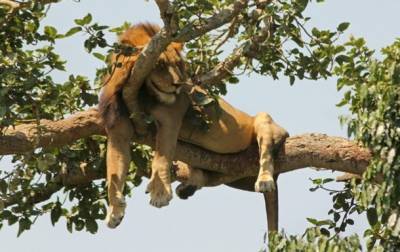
[173,161,249,199]
[253,112,288,193]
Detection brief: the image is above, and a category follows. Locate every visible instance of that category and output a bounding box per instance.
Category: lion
[98,23,289,231]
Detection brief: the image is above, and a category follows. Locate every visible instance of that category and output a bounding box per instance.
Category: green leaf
[75,13,92,26]
[65,26,82,37]
[312,178,322,185]
[335,55,350,65]
[93,52,106,61]
[85,219,98,234]
[8,215,18,226]
[320,228,330,236]
[228,76,239,84]
[367,208,378,226]
[75,219,85,231]
[82,14,93,25]
[322,178,334,184]
[17,218,32,237]
[66,217,73,233]
[337,22,350,32]
[44,26,58,38]
[334,212,340,222]
[50,202,62,226]
[289,76,295,85]
[391,63,400,84]
[0,180,7,194]
[346,219,354,225]
[306,218,319,225]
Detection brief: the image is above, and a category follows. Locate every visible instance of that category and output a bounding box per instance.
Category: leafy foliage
[335,38,400,250]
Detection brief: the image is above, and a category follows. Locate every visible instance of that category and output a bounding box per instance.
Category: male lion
[98,23,289,230]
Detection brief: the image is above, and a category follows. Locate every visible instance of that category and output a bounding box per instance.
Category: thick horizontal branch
[0,108,371,207]
[0,109,104,155]
[0,109,371,177]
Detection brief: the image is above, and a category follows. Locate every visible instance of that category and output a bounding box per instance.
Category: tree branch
[0,108,371,207]
[0,108,371,178]
[0,108,104,155]
[198,2,275,86]
[2,163,104,208]
[173,0,248,42]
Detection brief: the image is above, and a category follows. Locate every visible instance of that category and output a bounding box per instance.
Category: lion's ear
[171,42,184,52]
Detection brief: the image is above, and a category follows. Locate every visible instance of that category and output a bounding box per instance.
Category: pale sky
[1,1,399,251]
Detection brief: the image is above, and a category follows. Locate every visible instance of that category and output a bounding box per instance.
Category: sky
[1,0,400,251]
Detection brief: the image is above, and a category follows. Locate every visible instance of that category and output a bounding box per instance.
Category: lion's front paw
[146,177,172,208]
[255,178,276,193]
[105,198,126,229]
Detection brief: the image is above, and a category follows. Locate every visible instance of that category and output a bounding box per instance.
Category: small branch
[212,16,240,55]
[155,0,177,33]
[197,2,274,86]
[2,164,104,208]
[3,180,63,208]
[197,47,243,85]
[174,0,248,43]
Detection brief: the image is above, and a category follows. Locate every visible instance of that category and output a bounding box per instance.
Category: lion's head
[120,23,188,104]
[98,22,189,128]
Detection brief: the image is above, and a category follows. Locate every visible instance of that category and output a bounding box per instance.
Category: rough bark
[0,109,104,155]
[0,108,371,177]
[0,108,372,208]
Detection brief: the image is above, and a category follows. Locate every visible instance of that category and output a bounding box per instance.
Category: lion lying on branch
[98,23,289,230]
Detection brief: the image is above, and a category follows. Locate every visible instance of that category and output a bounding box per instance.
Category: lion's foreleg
[254,112,276,192]
[253,112,288,193]
[146,99,187,208]
[105,116,133,228]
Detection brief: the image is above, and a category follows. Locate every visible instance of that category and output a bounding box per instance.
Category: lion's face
[144,49,189,104]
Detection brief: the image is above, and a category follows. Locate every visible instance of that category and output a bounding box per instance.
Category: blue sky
[1,1,399,251]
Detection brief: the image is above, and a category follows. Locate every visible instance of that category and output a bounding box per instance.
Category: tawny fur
[100,23,289,233]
